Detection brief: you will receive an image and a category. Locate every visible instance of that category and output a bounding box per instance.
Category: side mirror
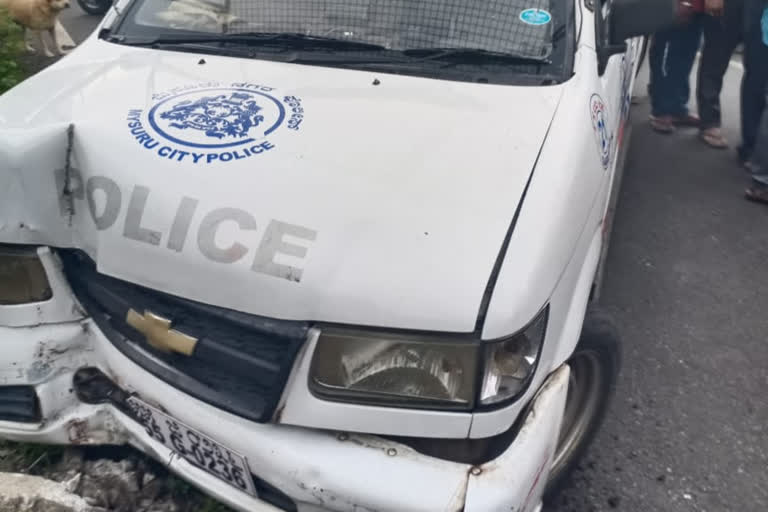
[610,0,680,44]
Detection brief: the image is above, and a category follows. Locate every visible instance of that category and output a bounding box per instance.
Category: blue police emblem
[127,83,305,165]
[160,92,265,140]
[148,87,288,149]
[519,8,551,26]
[590,94,612,170]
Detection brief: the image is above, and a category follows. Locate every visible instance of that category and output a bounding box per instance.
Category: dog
[0,0,71,57]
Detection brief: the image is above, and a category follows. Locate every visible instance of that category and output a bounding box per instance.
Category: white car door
[596,0,639,175]
[590,0,644,294]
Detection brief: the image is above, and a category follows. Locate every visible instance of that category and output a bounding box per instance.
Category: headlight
[309,307,548,410]
[0,245,52,305]
[480,307,548,405]
[310,329,477,409]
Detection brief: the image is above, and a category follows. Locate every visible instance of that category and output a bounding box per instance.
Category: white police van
[0,0,676,510]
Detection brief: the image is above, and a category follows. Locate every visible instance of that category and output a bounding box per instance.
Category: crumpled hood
[0,42,563,332]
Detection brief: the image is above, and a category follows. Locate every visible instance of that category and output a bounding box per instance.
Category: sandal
[699,127,729,149]
[745,183,768,204]
[649,115,675,134]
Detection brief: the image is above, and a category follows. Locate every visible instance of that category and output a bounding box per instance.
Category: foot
[671,113,700,128]
[57,46,72,55]
[699,127,729,149]
[25,43,36,54]
[43,47,55,57]
[745,182,768,204]
[649,115,676,134]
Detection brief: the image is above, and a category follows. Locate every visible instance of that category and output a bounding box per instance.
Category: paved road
[58,2,101,45]
[550,63,768,511]
[52,15,768,512]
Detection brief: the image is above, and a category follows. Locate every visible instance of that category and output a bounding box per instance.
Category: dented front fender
[465,365,570,512]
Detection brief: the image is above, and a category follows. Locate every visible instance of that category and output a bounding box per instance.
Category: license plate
[127,397,257,496]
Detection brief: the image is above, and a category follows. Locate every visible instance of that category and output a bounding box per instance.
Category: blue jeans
[649,20,703,117]
[742,0,768,179]
[749,90,768,186]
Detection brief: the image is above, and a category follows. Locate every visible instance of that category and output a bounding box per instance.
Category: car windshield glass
[120,0,559,61]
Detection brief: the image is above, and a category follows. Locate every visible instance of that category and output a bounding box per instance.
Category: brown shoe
[699,127,729,149]
[649,115,676,134]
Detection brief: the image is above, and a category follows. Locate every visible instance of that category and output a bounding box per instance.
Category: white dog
[0,0,72,57]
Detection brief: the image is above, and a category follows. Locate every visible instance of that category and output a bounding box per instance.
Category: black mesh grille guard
[60,250,308,423]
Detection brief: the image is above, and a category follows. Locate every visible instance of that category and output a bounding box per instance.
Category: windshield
[113,0,571,83]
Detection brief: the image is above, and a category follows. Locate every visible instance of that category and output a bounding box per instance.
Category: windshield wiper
[114,32,389,52]
[281,46,551,68]
[402,47,551,65]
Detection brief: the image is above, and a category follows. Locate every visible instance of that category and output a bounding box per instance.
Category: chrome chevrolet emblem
[126,309,197,356]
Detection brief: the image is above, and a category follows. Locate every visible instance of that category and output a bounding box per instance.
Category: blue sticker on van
[520,8,552,26]
[761,7,768,46]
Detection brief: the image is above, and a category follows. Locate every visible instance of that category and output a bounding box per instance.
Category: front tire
[544,307,622,499]
[77,0,110,15]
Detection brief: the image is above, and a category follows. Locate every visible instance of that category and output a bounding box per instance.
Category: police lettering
[62,172,317,283]
[151,82,220,102]
[127,111,277,165]
[127,110,161,150]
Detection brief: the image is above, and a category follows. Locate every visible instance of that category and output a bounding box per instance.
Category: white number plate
[127,397,257,496]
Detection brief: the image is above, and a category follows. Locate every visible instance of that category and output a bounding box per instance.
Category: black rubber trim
[389,362,562,464]
[0,386,41,423]
[254,479,298,512]
[74,368,298,511]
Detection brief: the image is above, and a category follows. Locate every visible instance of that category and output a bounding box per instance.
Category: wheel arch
[548,225,603,369]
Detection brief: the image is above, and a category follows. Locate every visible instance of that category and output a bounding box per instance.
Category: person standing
[647,1,704,133]
[743,0,768,202]
[697,0,746,148]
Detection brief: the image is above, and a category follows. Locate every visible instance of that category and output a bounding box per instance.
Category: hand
[705,0,724,16]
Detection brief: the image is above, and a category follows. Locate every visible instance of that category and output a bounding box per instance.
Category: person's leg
[649,29,683,132]
[745,105,768,202]
[748,106,768,184]
[648,21,703,132]
[697,0,745,134]
[649,29,681,118]
[739,0,768,162]
[745,84,768,201]
[671,17,704,117]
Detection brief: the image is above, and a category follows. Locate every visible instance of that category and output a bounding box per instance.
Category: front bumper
[0,250,569,512]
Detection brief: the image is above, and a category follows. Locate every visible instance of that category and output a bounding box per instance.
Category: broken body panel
[0,252,568,511]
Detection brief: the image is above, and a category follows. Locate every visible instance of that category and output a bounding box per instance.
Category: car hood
[0,43,563,332]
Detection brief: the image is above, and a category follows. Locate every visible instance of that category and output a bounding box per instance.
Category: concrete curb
[0,473,99,512]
